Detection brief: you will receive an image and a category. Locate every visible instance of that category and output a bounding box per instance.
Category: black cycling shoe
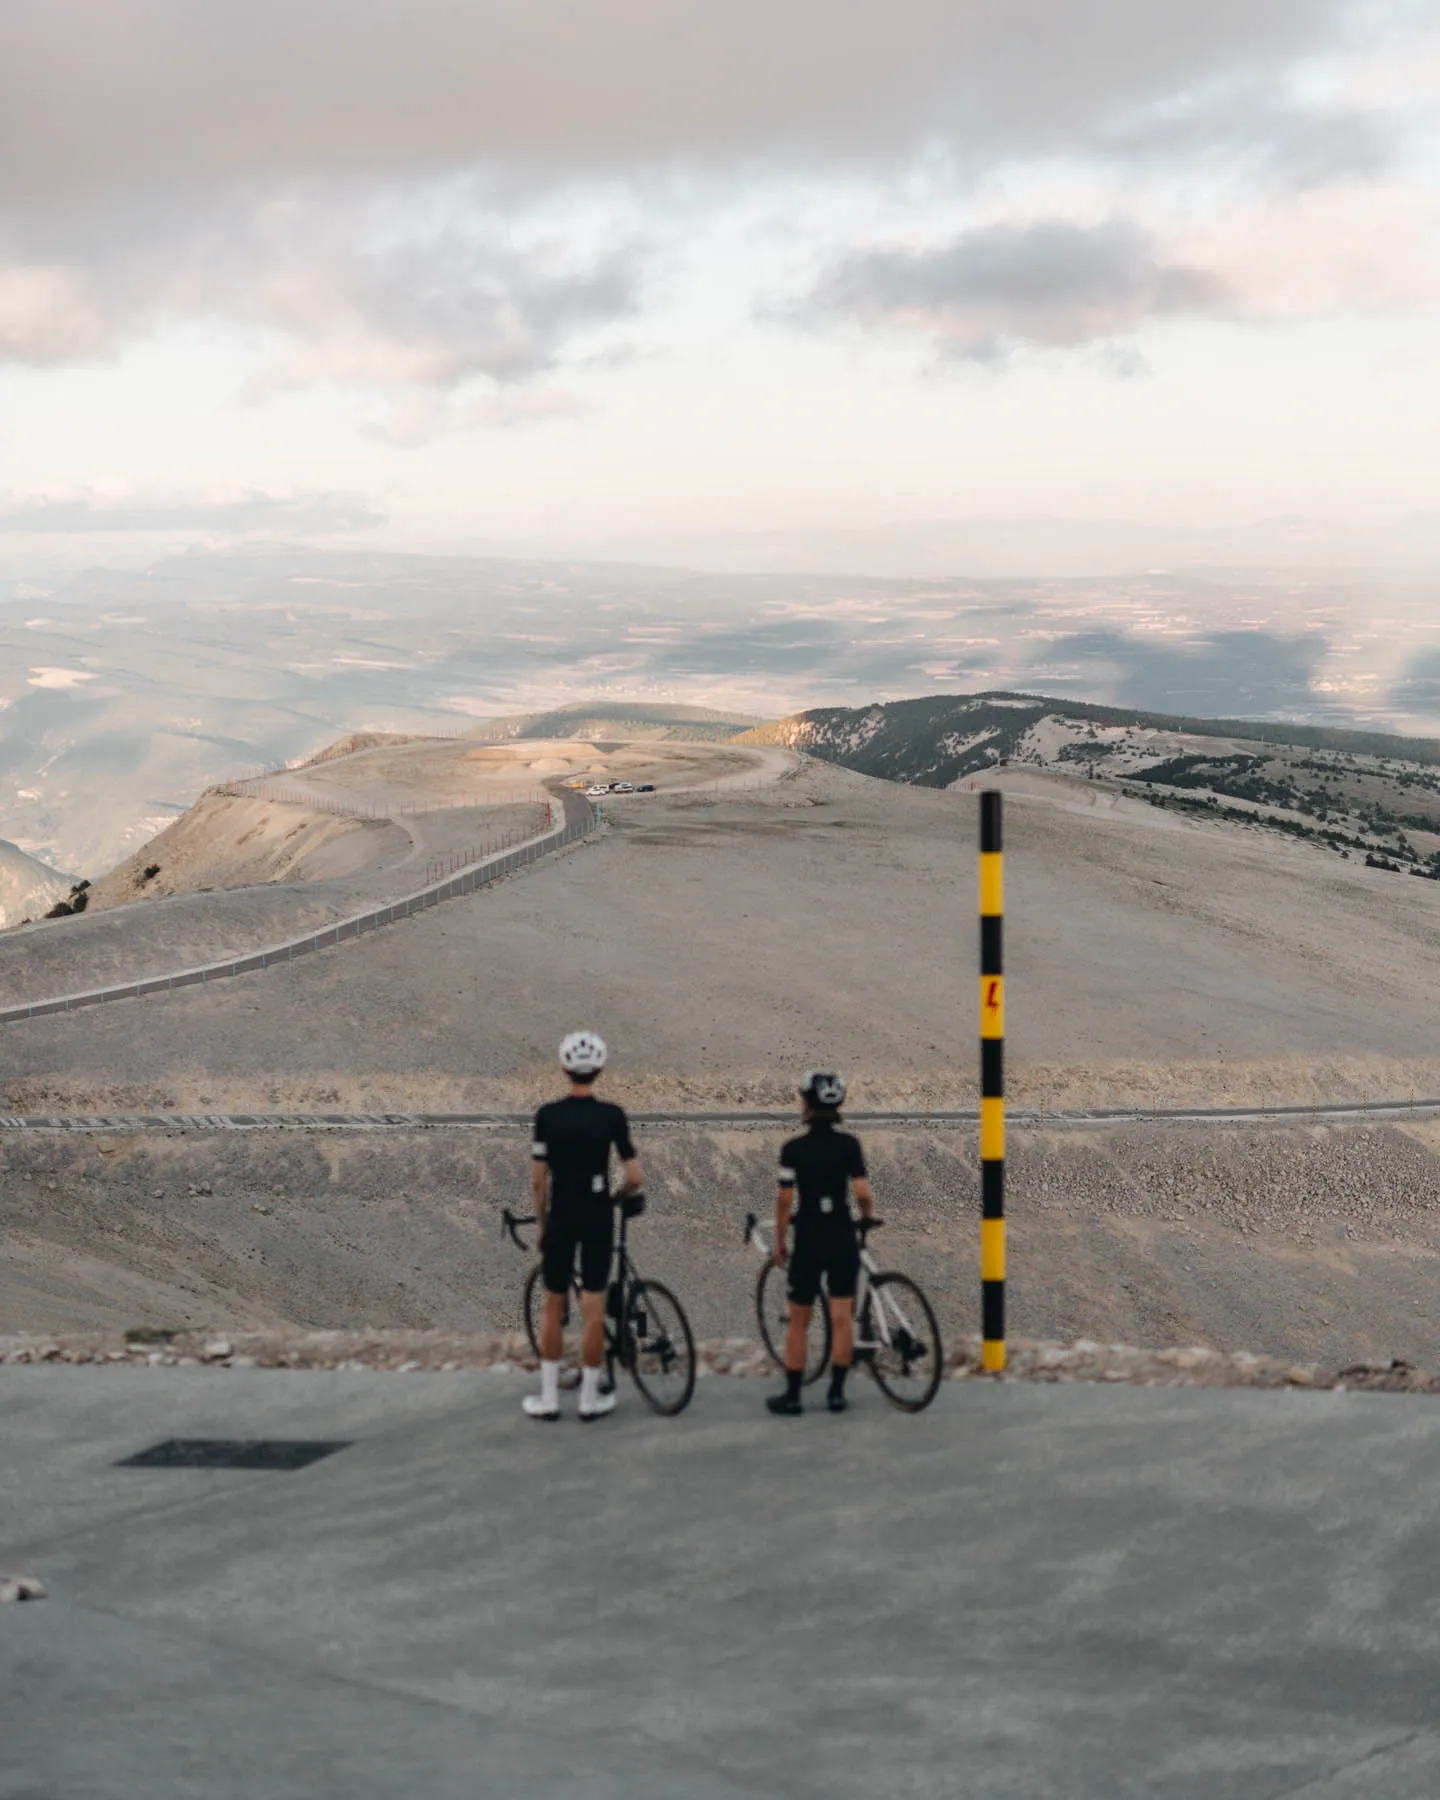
[766,1392,804,1417]
[826,1390,849,1414]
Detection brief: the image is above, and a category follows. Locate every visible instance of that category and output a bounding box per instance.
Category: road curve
[0,785,596,1027]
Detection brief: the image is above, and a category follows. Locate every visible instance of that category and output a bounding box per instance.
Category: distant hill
[740,691,1440,876]
[739,692,1440,785]
[0,841,74,929]
[465,702,762,744]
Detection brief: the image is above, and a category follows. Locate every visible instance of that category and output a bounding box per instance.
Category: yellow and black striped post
[979,790,1005,1372]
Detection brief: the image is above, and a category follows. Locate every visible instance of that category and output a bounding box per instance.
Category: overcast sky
[1,1,1437,573]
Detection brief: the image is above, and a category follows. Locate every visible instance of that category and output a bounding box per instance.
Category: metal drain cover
[118,1438,350,1471]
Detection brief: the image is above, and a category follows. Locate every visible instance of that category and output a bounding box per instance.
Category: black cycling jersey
[777,1121,867,1229]
[533,1094,636,1212]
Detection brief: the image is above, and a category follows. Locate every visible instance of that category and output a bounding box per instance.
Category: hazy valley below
[4,546,1440,880]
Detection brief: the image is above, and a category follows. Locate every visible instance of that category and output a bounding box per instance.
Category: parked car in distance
[585,784,609,797]
[636,783,655,792]
[612,781,636,793]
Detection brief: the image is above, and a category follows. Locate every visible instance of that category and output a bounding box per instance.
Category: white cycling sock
[580,1365,600,1409]
[540,1360,561,1410]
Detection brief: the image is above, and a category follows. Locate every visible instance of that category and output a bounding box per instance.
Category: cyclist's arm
[614,1112,643,1195]
[531,1114,550,1232]
[773,1181,794,1264]
[845,1134,873,1220]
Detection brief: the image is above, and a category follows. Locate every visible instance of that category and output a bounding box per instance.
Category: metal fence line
[2,799,596,1025]
[421,814,545,886]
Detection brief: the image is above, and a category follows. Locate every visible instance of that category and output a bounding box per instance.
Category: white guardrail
[1,797,597,1025]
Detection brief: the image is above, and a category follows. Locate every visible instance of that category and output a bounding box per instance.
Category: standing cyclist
[524,1030,643,1423]
[768,1070,875,1417]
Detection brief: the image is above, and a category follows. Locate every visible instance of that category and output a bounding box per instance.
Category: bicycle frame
[742,1211,924,1360]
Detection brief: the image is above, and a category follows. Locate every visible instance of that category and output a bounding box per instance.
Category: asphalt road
[5,1372,1440,1797]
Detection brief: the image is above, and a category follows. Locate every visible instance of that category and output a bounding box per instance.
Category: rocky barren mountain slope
[4,1117,1440,1378]
[4,724,1440,1375]
[0,839,73,930]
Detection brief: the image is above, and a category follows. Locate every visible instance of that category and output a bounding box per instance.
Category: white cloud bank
[0,0,1434,551]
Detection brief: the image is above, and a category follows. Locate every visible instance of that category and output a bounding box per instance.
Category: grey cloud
[0,490,385,533]
[1106,86,1396,190]
[0,200,642,400]
[807,219,1230,358]
[0,2,1384,213]
[0,2,1411,388]
[265,237,639,387]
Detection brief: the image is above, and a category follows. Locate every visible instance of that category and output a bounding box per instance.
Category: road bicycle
[744,1212,944,1412]
[502,1201,696,1416]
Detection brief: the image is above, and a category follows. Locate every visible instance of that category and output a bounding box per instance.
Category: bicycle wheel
[522,1263,584,1389]
[859,1273,943,1413]
[754,1260,831,1384]
[624,1279,696,1416]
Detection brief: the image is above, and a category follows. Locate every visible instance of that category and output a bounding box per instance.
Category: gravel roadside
[0,1325,1429,1397]
[4,1119,1440,1372]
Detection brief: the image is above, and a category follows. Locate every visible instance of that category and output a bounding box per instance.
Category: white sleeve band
[532,1141,547,1158]
[777,1168,795,1185]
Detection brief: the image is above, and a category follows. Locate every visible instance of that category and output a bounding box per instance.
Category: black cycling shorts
[787,1231,860,1308]
[542,1207,613,1295]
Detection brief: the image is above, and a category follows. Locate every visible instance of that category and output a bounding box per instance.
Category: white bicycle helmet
[800,1070,846,1109]
[559,1030,608,1076]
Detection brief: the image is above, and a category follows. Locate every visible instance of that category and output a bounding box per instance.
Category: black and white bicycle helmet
[559,1030,608,1076]
[800,1070,846,1109]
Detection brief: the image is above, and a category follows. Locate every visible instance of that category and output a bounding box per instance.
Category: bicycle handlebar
[501,1208,536,1252]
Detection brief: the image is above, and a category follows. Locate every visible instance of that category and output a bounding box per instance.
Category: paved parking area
[4,1371,1440,1798]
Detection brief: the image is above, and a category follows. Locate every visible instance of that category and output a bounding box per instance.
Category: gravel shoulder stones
[0,1326,1431,1395]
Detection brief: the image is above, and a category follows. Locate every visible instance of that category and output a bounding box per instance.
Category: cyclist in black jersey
[524,1030,643,1422]
[767,1070,875,1417]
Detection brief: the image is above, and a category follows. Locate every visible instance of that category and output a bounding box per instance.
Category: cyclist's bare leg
[766,1299,812,1414]
[525,1288,570,1418]
[540,1289,566,1362]
[829,1295,854,1367]
[784,1300,813,1370]
[577,1288,614,1418]
[580,1289,607,1368]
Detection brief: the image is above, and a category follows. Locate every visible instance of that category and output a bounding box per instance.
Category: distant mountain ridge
[739,692,1440,787]
[465,702,762,743]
